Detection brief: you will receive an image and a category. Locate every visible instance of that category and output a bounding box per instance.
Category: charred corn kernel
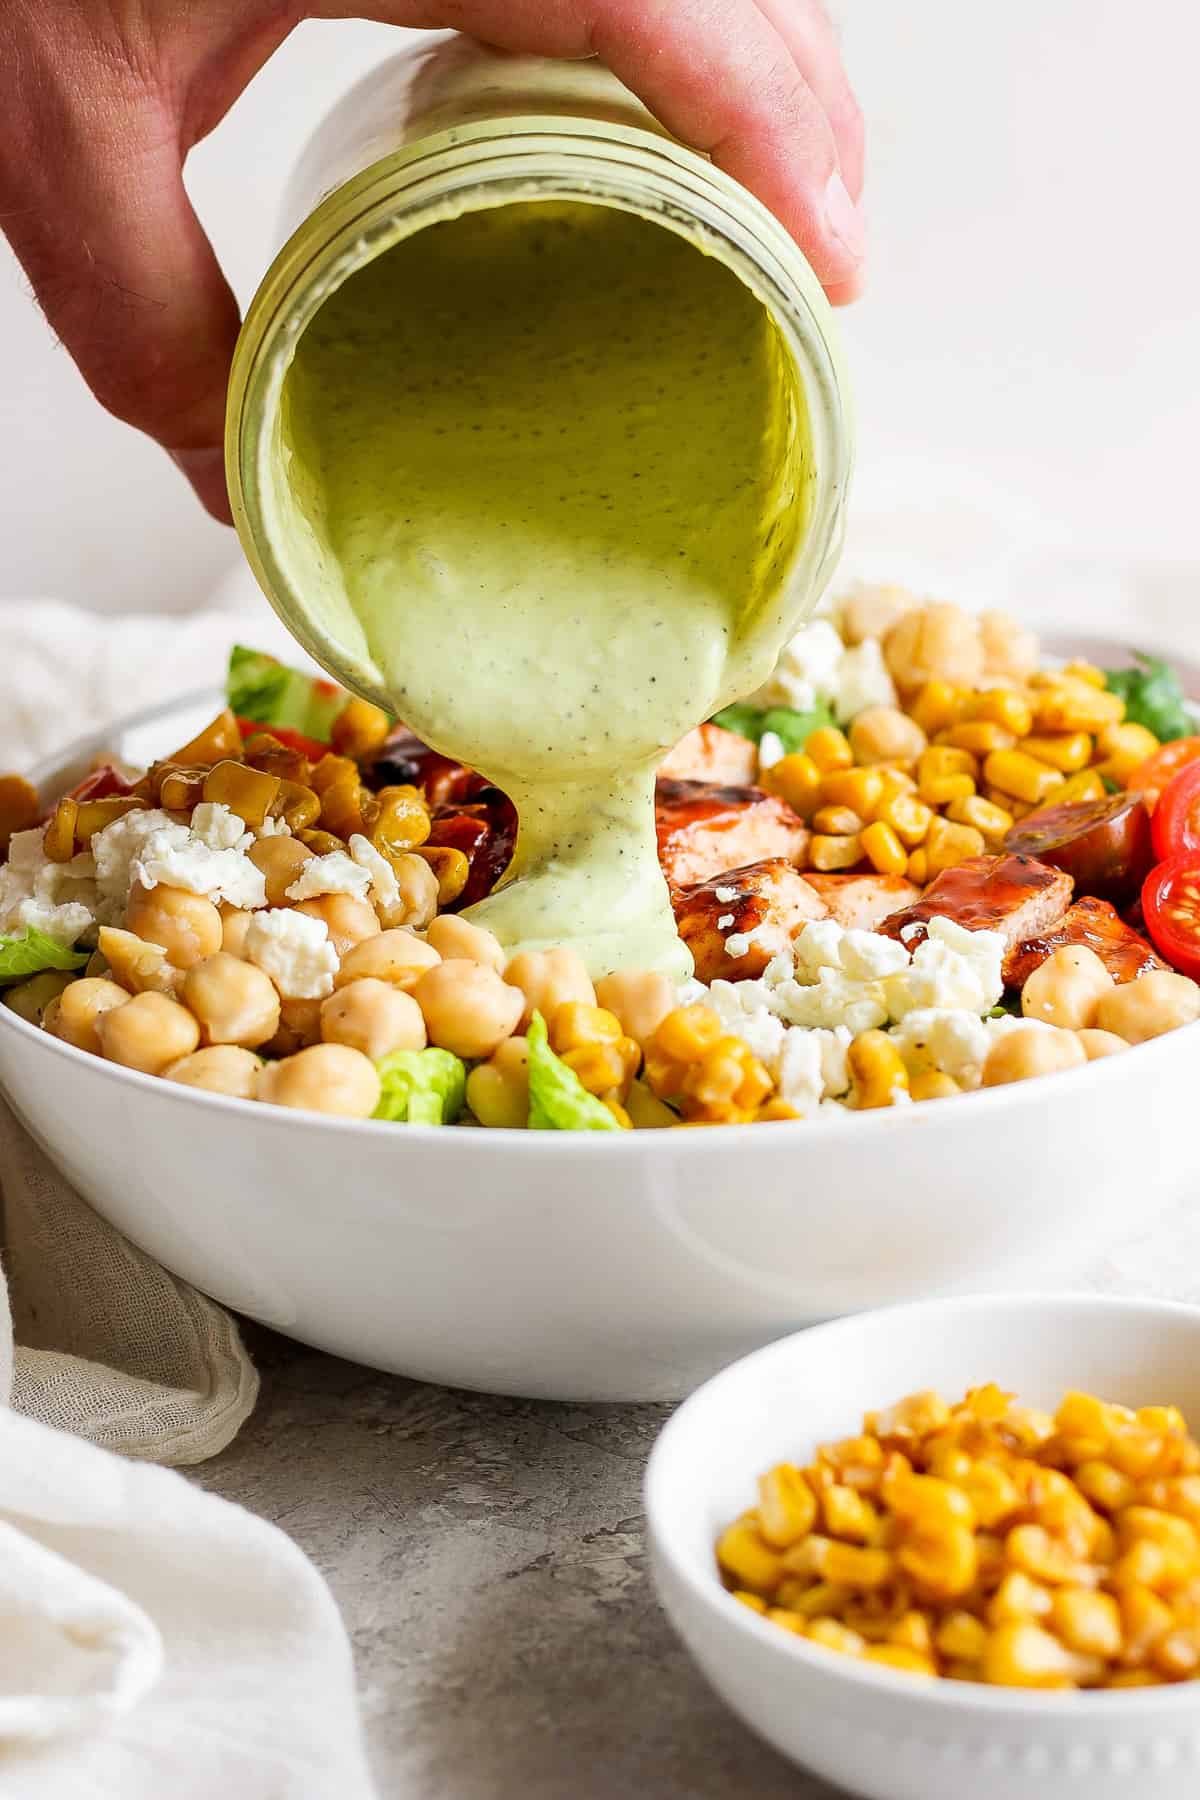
[888,1473,976,1531]
[1074,1460,1137,1513]
[1097,724,1163,785]
[165,708,243,768]
[1062,659,1109,689]
[240,734,311,785]
[763,1606,807,1633]
[42,796,78,862]
[875,767,918,804]
[1007,1524,1093,1587]
[1119,1587,1173,1665]
[968,688,1034,737]
[1022,731,1094,773]
[810,833,862,872]
[876,790,934,848]
[910,1069,960,1102]
[1056,1391,1121,1442]
[1108,1424,1172,1481]
[548,1001,621,1052]
[331,696,391,759]
[988,1571,1054,1623]
[936,1611,988,1661]
[1120,1507,1200,1563]
[601,1098,633,1129]
[813,805,864,837]
[888,1611,935,1656]
[822,1485,878,1544]
[847,1030,909,1110]
[732,1590,767,1615]
[371,786,432,854]
[860,820,908,876]
[754,1097,800,1123]
[157,764,207,811]
[762,752,822,818]
[269,779,321,832]
[918,745,978,784]
[944,720,1017,757]
[1051,1588,1122,1658]
[925,817,987,878]
[819,767,884,819]
[310,753,358,796]
[983,749,1064,805]
[807,1618,866,1657]
[412,844,471,906]
[869,1392,951,1442]
[805,726,854,773]
[920,770,976,807]
[983,1621,1094,1689]
[945,793,1013,843]
[1154,1631,1200,1678]
[906,848,929,884]
[0,774,41,851]
[1033,681,1125,733]
[779,1580,852,1618]
[297,828,346,856]
[757,1464,819,1549]
[202,758,280,827]
[73,795,144,840]
[899,1524,978,1600]
[651,1004,722,1065]
[864,1644,937,1675]
[909,679,961,737]
[319,777,369,839]
[563,1041,634,1099]
[716,1522,783,1595]
[821,1545,894,1590]
[959,1463,1022,1530]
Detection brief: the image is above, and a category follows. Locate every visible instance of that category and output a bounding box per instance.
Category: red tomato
[1151,759,1200,862]
[1142,860,1200,979]
[67,763,135,802]
[1126,736,1200,813]
[235,718,330,761]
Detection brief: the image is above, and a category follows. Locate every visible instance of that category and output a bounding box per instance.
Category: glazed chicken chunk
[804,873,921,932]
[655,780,809,890]
[878,854,1074,952]
[674,859,829,982]
[658,723,759,787]
[1004,895,1168,989]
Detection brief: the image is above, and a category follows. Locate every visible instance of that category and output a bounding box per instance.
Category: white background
[1,2,1196,618]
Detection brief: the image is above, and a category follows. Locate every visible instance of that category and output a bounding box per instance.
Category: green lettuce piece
[710,700,835,755]
[526,1011,621,1132]
[226,646,345,742]
[374,1048,466,1125]
[1104,654,1195,743]
[0,928,88,988]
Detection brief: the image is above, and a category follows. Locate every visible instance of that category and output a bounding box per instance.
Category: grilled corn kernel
[848,707,927,767]
[807,1618,867,1658]
[652,1004,723,1063]
[822,1484,878,1544]
[876,790,935,848]
[936,1611,988,1661]
[918,745,978,784]
[899,1524,978,1600]
[1021,731,1094,773]
[1062,659,1109,688]
[732,1590,767,1616]
[331,697,391,759]
[906,848,929,884]
[310,753,359,796]
[847,1030,909,1110]
[967,689,1034,737]
[202,759,280,828]
[860,820,908,876]
[716,1522,782,1595]
[943,793,1013,843]
[909,679,962,737]
[988,1571,1054,1623]
[73,795,144,841]
[563,1041,636,1099]
[412,844,470,906]
[1051,1588,1122,1659]
[819,767,884,820]
[762,752,822,818]
[943,720,1017,757]
[758,1464,819,1548]
[297,828,346,856]
[983,749,1064,805]
[1074,1460,1137,1514]
[1033,681,1125,733]
[1096,723,1163,786]
[371,786,432,854]
[983,1621,1095,1689]
[813,805,864,837]
[42,796,78,862]
[864,1644,937,1676]
[810,833,863,872]
[925,817,986,878]
[909,1069,960,1102]
[0,774,40,852]
[270,779,321,832]
[805,727,854,774]
[319,777,369,840]
[875,767,918,803]
[919,770,976,807]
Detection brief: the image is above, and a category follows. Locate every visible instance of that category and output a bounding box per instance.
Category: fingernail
[824,171,866,262]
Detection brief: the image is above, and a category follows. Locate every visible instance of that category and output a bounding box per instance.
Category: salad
[1,586,1198,1129]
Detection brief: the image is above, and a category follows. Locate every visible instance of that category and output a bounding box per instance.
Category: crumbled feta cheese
[777,967,890,1035]
[716,912,736,932]
[892,1009,992,1087]
[92,809,185,914]
[886,917,1004,1019]
[6,829,46,871]
[757,730,786,770]
[839,928,910,982]
[11,896,93,945]
[777,1030,825,1115]
[190,802,253,853]
[726,924,774,960]
[348,834,401,925]
[816,1025,853,1097]
[244,908,338,999]
[834,638,898,724]
[133,833,267,912]
[747,619,845,712]
[793,919,848,979]
[713,886,737,904]
[285,851,372,903]
[254,815,292,838]
[0,834,98,943]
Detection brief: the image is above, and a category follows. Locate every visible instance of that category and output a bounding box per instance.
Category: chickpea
[1022,946,1114,1031]
[1077,1029,1129,1061]
[425,913,506,972]
[46,976,131,1054]
[595,968,675,1046]
[294,893,380,958]
[503,947,595,1030]
[182,952,281,1048]
[247,836,314,907]
[321,979,426,1061]
[838,584,917,648]
[392,852,439,930]
[465,1037,531,1129]
[3,968,75,1025]
[126,882,222,970]
[164,1045,263,1100]
[848,706,928,767]
[220,905,254,959]
[265,994,325,1057]
[1095,971,1200,1045]
[97,990,200,1074]
[979,609,1040,685]
[97,924,178,995]
[413,959,523,1059]
[258,1043,381,1118]
[982,1025,1088,1088]
[883,601,984,697]
[336,928,441,991]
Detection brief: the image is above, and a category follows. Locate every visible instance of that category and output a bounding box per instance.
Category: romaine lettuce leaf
[526,1011,622,1132]
[374,1047,466,1125]
[710,700,835,755]
[226,646,345,743]
[1104,654,1195,743]
[0,927,89,987]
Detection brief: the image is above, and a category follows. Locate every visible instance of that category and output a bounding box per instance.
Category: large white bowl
[645,1294,1200,1800]
[0,643,1196,1402]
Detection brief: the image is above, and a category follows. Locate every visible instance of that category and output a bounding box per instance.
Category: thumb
[2,85,239,522]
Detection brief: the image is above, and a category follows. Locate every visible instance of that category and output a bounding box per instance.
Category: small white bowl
[645,1294,1200,1800]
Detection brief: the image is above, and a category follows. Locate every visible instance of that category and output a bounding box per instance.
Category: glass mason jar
[224,34,854,710]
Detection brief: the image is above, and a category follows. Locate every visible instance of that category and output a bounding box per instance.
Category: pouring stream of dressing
[279,198,813,976]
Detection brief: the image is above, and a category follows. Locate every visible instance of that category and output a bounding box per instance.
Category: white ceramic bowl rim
[646,1292,1200,1715]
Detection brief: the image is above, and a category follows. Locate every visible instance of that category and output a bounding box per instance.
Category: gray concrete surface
[195,1326,844,1799]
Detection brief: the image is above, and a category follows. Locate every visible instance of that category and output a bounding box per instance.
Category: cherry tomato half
[1142,859,1200,979]
[1151,758,1200,863]
[1004,791,1153,906]
[235,717,331,761]
[1126,735,1200,813]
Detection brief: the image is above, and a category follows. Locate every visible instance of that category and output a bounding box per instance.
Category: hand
[0,2,864,523]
